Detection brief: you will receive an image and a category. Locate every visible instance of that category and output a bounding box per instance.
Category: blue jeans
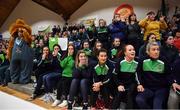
[43,72,61,93]
[136,88,169,109]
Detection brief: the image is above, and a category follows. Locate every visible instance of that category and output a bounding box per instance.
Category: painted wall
[0,0,65,39]
[167,0,180,18]
[68,0,178,26]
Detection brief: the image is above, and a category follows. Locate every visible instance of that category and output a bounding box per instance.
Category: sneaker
[68,101,73,109]
[58,100,68,107]
[51,99,61,107]
[27,94,37,101]
[39,94,48,101]
[44,94,54,103]
[49,93,56,101]
[82,102,88,109]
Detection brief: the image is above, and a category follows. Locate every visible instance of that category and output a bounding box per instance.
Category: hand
[137,85,144,92]
[172,83,180,92]
[146,15,150,19]
[92,86,100,92]
[52,50,58,56]
[42,53,46,60]
[120,16,126,22]
[93,82,102,88]
[118,85,125,92]
[160,16,165,22]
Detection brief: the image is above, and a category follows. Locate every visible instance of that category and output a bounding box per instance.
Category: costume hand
[137,85,144,92]
[118,85,125,92]
[172,83,180,92]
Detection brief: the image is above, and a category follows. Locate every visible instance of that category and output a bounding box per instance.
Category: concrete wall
[0,0,65,38]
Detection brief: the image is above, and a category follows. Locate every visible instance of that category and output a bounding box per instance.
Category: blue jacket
[108,21,127,40]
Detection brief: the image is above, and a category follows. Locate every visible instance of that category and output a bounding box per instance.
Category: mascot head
[7,19,32,60]
[9,18,32,36]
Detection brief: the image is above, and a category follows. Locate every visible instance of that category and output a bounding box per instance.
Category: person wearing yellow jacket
[139,11,168,41]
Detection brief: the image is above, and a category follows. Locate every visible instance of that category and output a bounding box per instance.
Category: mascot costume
[7,19,33,84]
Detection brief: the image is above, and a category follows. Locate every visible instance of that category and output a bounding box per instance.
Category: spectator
[68,50,92,109]
[139,11,168,42]
[111,45,138,109]
[136,42,170,109]
[51,44,75,107]
[91,49,114,109]
[108,13,127,43]
[127,13,142,55]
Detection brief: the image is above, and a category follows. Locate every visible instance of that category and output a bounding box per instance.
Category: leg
[101,86,111,108]
[126,83,136,109]
[62,77,72,99]
[4,68,11,85]
[153,88,169,109]
[68,79,80,109]
[42,73,49,93]
[136,88,154,109]
[44,73,60,93]
[80,79,89,109]
[10,59,20,83]
[111,91,126,109]
[19,58,33,84]
[168,88,180,109]
[56,78,63,100]
[33,72,47,95]
[90,90,99,108]
[0,65,9,84]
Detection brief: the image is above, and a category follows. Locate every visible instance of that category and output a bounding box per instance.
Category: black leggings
[91,84,110,108]
[68,78,90,104]
[56,77,72,100]
[111,83,136,109]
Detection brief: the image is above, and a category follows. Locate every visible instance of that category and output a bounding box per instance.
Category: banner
[58,38,68,51]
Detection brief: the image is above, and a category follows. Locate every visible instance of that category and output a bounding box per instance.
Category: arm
[159,16,168,30]
[139,18,149,28]
[113,60,123,86]
[60,56,69,68]
[136,58,145,92]
[102,62,114,85]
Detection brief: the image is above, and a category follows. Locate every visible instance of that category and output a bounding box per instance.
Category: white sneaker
[58,100,68,107]
[51,99,61,107]
[39,94,47,101]
[44,94,54,103]
[49,93,56,101]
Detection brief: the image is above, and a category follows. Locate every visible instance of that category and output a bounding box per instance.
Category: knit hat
[9,18,31,35]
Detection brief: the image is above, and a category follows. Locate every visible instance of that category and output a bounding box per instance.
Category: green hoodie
[60,55,75,77]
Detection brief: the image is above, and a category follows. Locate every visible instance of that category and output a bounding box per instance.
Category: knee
[81,79,87,84]
[136,95,145,104]
[45,75,52,82]
[42,75,47,82]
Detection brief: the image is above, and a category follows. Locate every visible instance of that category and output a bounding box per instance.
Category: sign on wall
[114,4,134,18]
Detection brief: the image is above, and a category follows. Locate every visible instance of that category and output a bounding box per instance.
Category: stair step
[8,83,34,95]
